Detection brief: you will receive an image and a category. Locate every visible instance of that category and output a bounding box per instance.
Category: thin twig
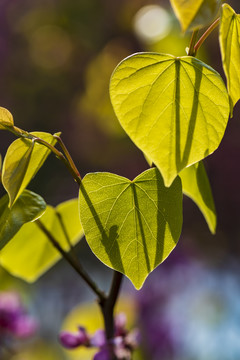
[3,125,81,186]
[54,135,81,179]
[188,29,199,56]
[56,210,79,263]
[32,137,81,185]
[194,17,220,55]
[56,211,74,252]
[35,219,106,301]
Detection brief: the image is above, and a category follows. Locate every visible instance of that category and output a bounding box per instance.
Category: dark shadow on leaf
[80,183,124,273]
[154,170,166,268]
[175,59,203,172]
[132,184,150,273]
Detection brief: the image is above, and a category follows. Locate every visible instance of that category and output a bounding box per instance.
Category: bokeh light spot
[133,5,172,43]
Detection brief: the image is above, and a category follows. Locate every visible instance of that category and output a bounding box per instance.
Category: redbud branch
[35,219,106,302]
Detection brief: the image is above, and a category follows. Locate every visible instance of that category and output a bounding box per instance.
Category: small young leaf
[79,168,182,290]
[0,199,83,282]
[110,53,229,187]
[0,107,14,130]
[170,0,221,32]
[2,132,57,207]
[180,161,216,233]
[219,4,240,111]
[0,190,46,250]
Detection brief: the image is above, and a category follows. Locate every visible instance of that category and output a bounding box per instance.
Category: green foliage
[170,0,221,32]
[110,53,229,187]
[219,4,240,111]
[0,107,14,130]
[0,189,46,250]
[79,168,182,289]
[2,132,58,207]
[0,199,83,282]
[180,161,216,233]
[0,3,239,347]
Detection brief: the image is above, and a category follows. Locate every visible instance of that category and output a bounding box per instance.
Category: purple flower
[91,329,106,347]
[59,312,140,359]
[0,291,37,339]
[93,348,111,360]
[10,315,37,338]
[59,326,89,349]
[114,313,127,337]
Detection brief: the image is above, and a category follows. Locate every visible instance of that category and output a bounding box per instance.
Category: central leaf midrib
[131,183,151,279]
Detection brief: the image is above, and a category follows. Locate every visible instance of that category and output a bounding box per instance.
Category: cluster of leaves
[0,0,239,293]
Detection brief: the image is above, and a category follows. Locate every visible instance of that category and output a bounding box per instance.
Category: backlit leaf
[0,190,46,250]
[0,107,14,130]
[170,0,221,32]
[110,53,229,187]
[0,199,83,282]
[180,161,216,233]
[2,132,58,207]
[79,168,182,290]
[219,4,240,110]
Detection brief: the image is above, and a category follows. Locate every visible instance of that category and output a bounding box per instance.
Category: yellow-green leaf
[2,132,57,207]
[0,199,83,282]
[170,0,221,32]
[0,190,46,250]
[0,107,14,130]
[79,168,182,290]
[110,53,229,187]
[180,161,216,233]
[219,3,240,110]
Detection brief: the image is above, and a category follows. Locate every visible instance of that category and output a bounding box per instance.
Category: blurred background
[1,0,240,359]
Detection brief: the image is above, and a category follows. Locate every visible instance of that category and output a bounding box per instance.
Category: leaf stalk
[194,17,220,55]
[188,29,199,56]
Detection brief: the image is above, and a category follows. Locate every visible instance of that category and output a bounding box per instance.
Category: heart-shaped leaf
[170,0,221,32]
[0,107,14,130]
[0,190,46,250]
[219,4,240,111]
[180,161,216,233]
[110,53,229,187]
[2,132,58,207]
[79,168,182,290]
[0,199,83,282]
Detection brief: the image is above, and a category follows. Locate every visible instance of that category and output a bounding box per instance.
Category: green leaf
[170,0,221,32]
[0,190,46,250]
[2,132,57,207]
[0,199,83,282]
[0,107,14,130]
[79,168,182,290]
[180,161,216,233]
[110,53,229,187]
[219,4,240,111]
